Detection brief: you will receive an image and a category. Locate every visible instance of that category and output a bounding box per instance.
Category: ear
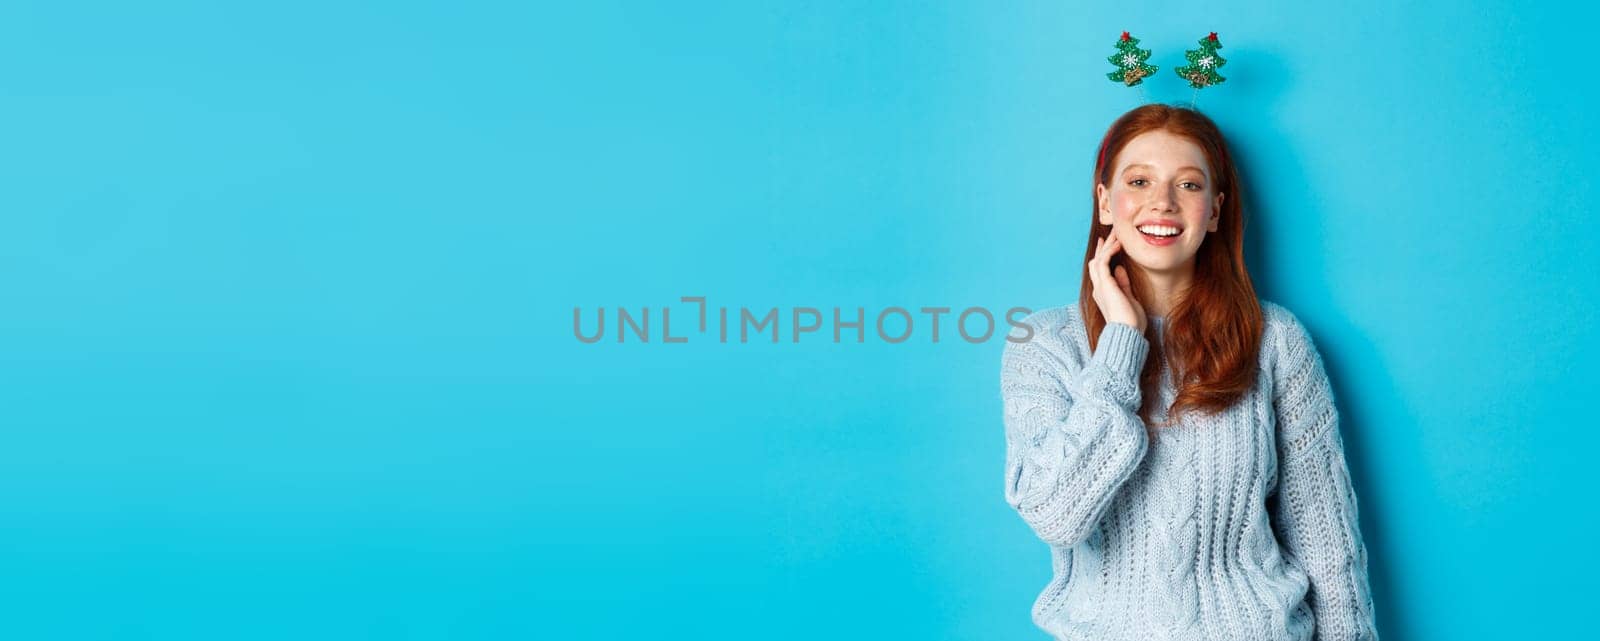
[1096,183,1112,225]
[1208,192,1224,232]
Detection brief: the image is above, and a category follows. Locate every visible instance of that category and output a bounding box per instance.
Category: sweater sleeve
[1269,315,1379,641]
[1001,318,1151,548]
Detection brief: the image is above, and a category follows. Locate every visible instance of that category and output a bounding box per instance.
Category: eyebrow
[1121,163,1208,176]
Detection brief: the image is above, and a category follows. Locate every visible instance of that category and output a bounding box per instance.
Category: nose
[1149,184,1177,213]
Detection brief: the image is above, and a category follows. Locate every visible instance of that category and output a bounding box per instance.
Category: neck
[1138,262,1194,318]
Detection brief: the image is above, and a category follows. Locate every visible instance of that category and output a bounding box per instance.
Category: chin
[1128,251,1195,273]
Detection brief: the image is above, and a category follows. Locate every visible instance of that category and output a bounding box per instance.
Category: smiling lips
[1136,222,1183,246]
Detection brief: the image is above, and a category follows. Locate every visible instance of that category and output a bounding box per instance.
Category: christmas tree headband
[1107,31,1227,107]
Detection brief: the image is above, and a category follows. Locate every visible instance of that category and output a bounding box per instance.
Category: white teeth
[1138,225,1181,237]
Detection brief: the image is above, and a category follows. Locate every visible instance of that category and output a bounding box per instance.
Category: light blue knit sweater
[1000,300,1377,641]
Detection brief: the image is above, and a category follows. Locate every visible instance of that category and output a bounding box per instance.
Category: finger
[1088,253,1104,292]
[1100,237,1119,277]
[1093,248,1114,294]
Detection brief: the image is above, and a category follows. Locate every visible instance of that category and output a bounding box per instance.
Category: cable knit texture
[1000,300,1377,641]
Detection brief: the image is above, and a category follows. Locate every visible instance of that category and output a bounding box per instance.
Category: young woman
[1001,104,1378,640]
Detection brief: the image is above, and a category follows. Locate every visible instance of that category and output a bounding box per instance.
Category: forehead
[1115,130,1210,176]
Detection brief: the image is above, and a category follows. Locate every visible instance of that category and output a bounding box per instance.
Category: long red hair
[1080,104,1264,427]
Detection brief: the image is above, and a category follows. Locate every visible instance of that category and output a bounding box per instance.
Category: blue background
[2,1,1595,639]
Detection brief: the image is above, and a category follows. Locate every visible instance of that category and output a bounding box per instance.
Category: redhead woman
[1001,104,1378,640]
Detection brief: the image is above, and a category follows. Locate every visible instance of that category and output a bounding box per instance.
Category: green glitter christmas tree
[1106,31,1158,87]
[1175,32,1227,89]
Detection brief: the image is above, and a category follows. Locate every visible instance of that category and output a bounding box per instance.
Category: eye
[1128,178,1148,187]
[1181,181,1203,190]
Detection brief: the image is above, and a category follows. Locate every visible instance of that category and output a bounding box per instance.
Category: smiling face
[1096,129,1225,277]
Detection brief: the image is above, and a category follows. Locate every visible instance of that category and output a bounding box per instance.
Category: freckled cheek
[1111,192,1142,217]
[1180,195,1212,221]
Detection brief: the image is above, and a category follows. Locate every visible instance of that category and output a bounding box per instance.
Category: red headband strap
[1095,131,1113,180]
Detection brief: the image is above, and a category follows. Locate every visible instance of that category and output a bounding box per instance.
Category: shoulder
[1260,299,1304,338]
[1008,302,1090,352]
[1258,299,1334,400]
[1000,302,1092,374]
[1259,299,1321,363]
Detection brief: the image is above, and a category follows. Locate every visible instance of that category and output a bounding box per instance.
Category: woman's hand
[1089,233,1148,335]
